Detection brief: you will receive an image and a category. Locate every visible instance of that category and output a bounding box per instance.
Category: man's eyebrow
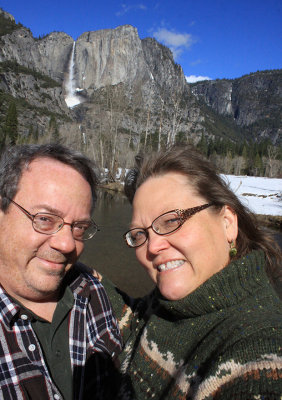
[31,204,92,221]
[31,204,64,217]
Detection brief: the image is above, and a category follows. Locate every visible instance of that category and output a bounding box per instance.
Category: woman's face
[131,172,238,300]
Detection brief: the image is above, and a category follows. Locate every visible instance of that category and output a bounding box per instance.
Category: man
[0,144,122,399]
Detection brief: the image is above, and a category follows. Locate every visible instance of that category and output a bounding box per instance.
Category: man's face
[0,157,93,304]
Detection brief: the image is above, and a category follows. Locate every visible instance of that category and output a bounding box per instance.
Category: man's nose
[48,225,77,254]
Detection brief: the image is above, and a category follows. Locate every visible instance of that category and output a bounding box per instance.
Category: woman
[100,145,282,399]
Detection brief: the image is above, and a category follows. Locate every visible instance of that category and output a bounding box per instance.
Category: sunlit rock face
[191,71,282,130]
[74,25,148,92]
[0,29,73,82]
[72,25,188,107]
[191,80,233,116]
[0,8,280,145]
[0,19,188,108]
[35,32,73,82]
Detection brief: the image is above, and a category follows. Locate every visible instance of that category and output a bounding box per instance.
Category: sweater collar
[155,250,271,317]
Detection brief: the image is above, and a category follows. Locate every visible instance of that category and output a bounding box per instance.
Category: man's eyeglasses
[124,203,214,248]
[8,198,98,241]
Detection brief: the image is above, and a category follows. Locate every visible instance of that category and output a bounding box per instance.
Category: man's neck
[20,300,58,322]
[2,287,60,322]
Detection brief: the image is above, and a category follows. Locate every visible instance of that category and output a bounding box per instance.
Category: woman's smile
[157,259,185,272]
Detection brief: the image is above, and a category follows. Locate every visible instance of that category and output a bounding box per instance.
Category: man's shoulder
[0,285,20,326]
[65,266,105,296]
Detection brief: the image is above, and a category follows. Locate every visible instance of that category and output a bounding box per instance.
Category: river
[80,189,282,297]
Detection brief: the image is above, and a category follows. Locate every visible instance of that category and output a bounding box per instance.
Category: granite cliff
[0,8,281,172]
[191,71,281,143]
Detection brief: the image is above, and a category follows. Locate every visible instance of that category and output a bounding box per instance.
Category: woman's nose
[146,231,170,254]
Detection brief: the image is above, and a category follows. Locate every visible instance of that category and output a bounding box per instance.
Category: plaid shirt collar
[0,270,91,327]
[0,270,122,399]
[0,285,21,327]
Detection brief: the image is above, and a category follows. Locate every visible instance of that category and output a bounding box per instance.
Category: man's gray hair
[0,144,99,211]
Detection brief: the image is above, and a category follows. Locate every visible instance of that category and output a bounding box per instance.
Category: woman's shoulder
[101,276,156,319]
[198,329,282,400]
[225,293,281,335]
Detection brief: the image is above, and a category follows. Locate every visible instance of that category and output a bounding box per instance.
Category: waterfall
[65,42,81,108]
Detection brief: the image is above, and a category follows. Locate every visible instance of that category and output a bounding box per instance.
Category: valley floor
[99,174,282,230]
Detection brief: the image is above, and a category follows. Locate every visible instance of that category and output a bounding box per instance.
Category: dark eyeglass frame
[124,203,214,248]
[8,198,98,241]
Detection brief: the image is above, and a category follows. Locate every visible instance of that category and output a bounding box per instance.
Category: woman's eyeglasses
[124,203,214,248]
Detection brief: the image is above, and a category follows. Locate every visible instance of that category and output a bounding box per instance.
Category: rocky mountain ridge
[0,8,281,171]
[191,70,281,143]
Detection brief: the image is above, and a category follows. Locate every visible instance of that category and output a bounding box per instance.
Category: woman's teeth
[157,260,184,272]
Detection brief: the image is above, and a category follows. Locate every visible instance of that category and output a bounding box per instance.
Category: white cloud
[116,3,147,16]
[190,59,202,66]
[153,28,193,47]
[185,75,211,83]
[153,28,196,60]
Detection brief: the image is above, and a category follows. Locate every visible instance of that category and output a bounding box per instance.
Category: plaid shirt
[0,270,122,400]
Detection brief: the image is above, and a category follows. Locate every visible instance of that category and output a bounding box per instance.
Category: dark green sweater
[103,250,282,399]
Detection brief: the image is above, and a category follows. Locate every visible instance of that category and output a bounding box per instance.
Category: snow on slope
[222,175,282,216]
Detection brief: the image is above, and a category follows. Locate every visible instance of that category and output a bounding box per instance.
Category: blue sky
[1,0,281,82]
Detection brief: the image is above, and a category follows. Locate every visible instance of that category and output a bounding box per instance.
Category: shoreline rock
[98,184,282,231]
[256,215,282,231]
[98,182,124,192]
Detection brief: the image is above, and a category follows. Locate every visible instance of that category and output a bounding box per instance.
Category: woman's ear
[223,205,238,242]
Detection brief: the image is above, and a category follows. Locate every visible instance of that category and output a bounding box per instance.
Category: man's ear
[0,196,3,217]
[223,205,238,242]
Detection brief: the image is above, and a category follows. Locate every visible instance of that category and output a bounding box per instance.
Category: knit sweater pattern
[103,250,282,399]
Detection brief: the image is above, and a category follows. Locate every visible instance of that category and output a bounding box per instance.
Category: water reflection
[81,189,154,297]
[81,189,282,297]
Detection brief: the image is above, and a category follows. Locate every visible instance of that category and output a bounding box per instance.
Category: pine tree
[0,126,5,149]
[49,115,60,142]
[197,133,208,156]
[242,145,248,160]
[28,125,34,138]
[33,126,39,142]
[254,152,263,176]
[4,101,18,145]
[207,139,216,157]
